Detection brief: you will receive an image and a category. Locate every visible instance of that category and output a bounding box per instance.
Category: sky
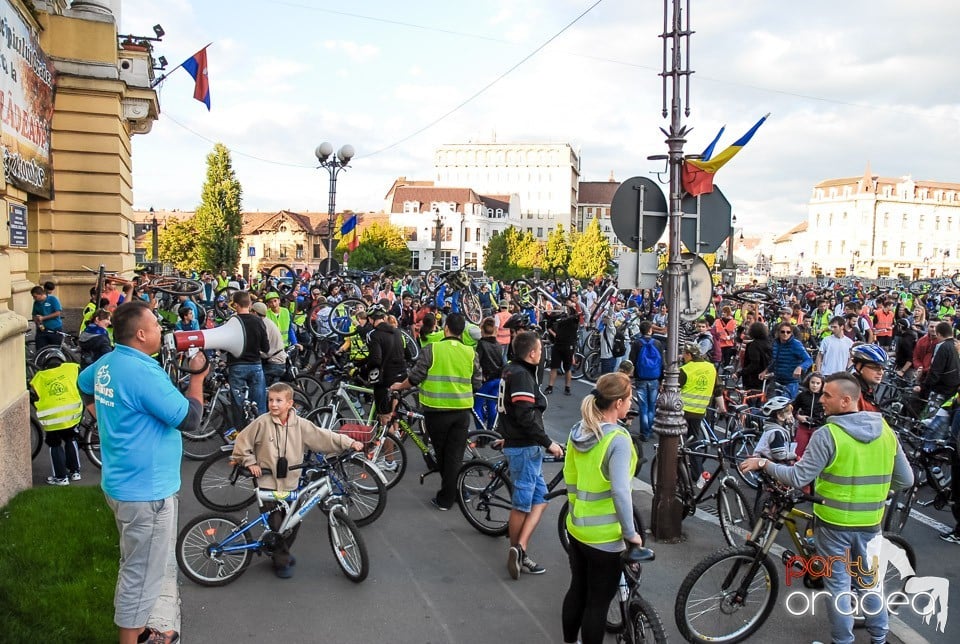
[121,0,960,237]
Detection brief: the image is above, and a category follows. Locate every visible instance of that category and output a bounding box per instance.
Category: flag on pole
[340,214,360,251]
[181,47,211,110]
[682,114,769,197]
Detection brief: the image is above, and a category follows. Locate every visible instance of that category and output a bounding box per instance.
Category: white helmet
[761,396,792,417]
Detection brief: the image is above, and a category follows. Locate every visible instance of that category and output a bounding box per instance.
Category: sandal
[143,628,180,644]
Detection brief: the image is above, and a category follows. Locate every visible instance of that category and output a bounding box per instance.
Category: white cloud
[322,40,380,63]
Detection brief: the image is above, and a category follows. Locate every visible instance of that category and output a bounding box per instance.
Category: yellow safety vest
[461,324,480,347]
[814,421,897,527]
[423,330,444,345]
[30,363,83,432]
[564,425,638,545]
[419,339,475,410]
[266,307,292,347]
[680,360,716,415]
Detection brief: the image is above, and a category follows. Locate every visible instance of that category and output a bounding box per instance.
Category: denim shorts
[503,445,548,512]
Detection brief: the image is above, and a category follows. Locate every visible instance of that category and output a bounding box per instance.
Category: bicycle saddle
[623,545,655,563]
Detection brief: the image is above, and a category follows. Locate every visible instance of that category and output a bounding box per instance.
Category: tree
[343,221,410,272]
[158,218,201,272]
[483,229,512,279]
[193,143,243,273]
[544,225,570,277]
[568,218,612,279]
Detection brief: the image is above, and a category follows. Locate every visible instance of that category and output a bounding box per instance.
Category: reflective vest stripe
[419,340,475,409]
[30,363,83,432]
[36,402,83,418]
[680,360,715,415]
[817,472,892,486]
[570,513,619,527]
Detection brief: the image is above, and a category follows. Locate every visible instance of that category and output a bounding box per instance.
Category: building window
[464,251,478,270]
[295,244,304,259]
[881,241,888,256]
[476,227,480,240]
[536,227,543,237]
[404,227,418,241]
[411,250,420,269]
[440,250,452,270]
[279,245,288,258]
[264,247,273,259]
[313,244,321,258]
[464,228,471,242]
[526,227,533,235]
[403,201,420,214]
[900,242,906,257]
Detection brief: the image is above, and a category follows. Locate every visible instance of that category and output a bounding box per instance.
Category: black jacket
[476,336,505,382]
[499,359,551,449]
[365,321,407,386]
[227,313,269,365]
[793,389,825,427]
[741,338,772,390]
[922,338,960,398]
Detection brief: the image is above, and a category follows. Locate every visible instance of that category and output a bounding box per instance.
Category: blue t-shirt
[175,319,200,331]
[32,295,63,331]
[78,344,188,501]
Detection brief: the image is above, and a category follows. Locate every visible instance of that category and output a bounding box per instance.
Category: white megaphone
[166,315,247,357]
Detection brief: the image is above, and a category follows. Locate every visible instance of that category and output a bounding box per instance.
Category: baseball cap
[252,302,268,315]
[264,292,280,302]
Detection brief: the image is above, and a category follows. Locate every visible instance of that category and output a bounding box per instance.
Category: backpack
[636,338,663,380]
[611,328,627,357]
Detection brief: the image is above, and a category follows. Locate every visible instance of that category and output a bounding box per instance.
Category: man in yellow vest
[30,353,84,485]
[264,292,300,349]
[390,312,481,510]
[740,373,913,644]
[679,343,718,436]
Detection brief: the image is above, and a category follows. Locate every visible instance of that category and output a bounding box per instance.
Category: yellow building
[0,0,159,504]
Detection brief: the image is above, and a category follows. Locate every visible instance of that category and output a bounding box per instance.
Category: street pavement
[31,376,954,643]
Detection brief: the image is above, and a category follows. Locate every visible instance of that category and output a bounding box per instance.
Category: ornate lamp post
[315,142,354,272]
[150,206,158,262]
[432,213,445,269]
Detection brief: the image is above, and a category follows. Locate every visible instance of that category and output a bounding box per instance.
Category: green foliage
[344,221,411,271]
[544,225,570,276]
[0,487,118,641]
[158,218,201,271]
[193,143,244,273]
[483,227,542,281]
[568,218,612,279]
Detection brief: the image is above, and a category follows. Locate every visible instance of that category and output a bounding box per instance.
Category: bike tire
[727,432,761,490]
[425,269,444,296]
[30,417,43,460]
[728,288,775,304]
[716,479,754,548]
[908,279,933,295]
[626,596,668,644]
[456,460,513,536]
[334,455,387,527]
[80,416,102,469]
[326,298,367,338]
[674,545,779,644]
[461,291,483,324]
[952,272,960,289]
[182,396,228,461]
[150,276,203,297]
[883,485,918,534]
[582,351,601,383]
[400,328,420,365]
[176,513,252,587]
[264,263,296,296]
[193,449,257,512]
[328,507,369,582]
[464,430,504,466]
[511,279,535,308]
[366,433,407,490]
[292,374,327,409]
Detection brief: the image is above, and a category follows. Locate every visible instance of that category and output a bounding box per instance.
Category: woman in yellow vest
[562,372,645,644]
[30,352,84,485]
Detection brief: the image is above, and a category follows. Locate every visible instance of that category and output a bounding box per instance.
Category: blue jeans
[229,363,267,417]
[502,445,547,513]
[815,526,887,644]
[473,379,500,431]
[635,379,659,438]
[600,357,617,375]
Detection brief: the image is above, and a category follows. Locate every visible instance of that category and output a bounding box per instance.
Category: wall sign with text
[8,201,27,247]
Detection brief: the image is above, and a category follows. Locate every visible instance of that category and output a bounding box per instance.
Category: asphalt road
[30,376,955,643]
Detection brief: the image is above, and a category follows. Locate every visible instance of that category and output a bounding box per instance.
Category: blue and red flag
[181,47,211,110]
[340,214,360,251]
[682,114,769,197]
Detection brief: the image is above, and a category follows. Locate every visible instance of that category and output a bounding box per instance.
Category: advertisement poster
[0,2,56,199]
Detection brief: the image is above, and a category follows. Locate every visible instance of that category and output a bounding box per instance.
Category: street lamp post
[315,142,355,273]
[721,213,737,287]
[150,206,158,263]
[432,213,444,269]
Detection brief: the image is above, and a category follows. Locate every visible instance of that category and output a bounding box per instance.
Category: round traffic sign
[610,176,668,250]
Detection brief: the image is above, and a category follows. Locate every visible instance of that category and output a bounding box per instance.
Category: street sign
[676,252,714,321]
[8,203,27,248]
[616,251,660,290]
[452,255,459,268]
[680,186,732,254]
[610,176,668,250]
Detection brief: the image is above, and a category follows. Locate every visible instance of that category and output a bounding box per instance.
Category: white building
[433,142,579,240]
[770,222,809,276]
[807,165,960,280]
[577,178,626,257]
[385,181,519,270]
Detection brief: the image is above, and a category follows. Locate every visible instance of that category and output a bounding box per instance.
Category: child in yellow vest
[30,354,84,485]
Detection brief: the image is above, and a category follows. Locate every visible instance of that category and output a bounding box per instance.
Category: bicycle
[882,421,954,534]
[29,407,101,468]
[605,544,668,643]
[649,420,755,547]
[80,264,203,297]
[674,473,916,644]
[177,456,370,586]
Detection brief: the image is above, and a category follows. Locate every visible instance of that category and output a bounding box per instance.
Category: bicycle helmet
[366,304,387,319]
[36,347,68,369]
[850,343,888,366]
[761,396,793,417]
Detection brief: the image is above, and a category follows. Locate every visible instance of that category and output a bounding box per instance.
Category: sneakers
[274,564,294,579]
[70,472,82,481]
[564,387,572,396]
[544,386,554,395]
[142,628,180,643]
[521,553,546,575]
[430,497,450,511]
[507,545,522,579]
[380,460,399,473]
[46,476,69,486]
[939,530,960,544]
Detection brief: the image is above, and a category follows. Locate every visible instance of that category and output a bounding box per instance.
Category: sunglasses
[779,330,792,335]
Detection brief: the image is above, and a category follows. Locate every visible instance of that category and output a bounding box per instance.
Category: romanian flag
[340,214,360,251]
[682,113,769,197]
[181,47,211,110]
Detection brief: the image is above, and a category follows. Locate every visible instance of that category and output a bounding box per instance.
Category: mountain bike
[883,421,955,534]
[177,457,369,586]
[674,473,916,644]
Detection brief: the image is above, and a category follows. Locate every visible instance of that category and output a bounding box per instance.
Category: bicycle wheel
[570,352,586,380]
[182,396,228,461]
[675,545,779,644]
[464,430,503,465]
[424,269,444,295]
[399,328,420,365]
[30,417,42,460]
[176,513,252,586]
[456,460,513,536]
[728,288,775,305]
[150,276,203,296]
[908,279,933,295]
[334,456,387,527]
[511,279,535,307]
[582,351,601,383]
[328,507,369,582]
[461,291,483,324]
[366,433,407,490]
[193,450,257,511]
[716,479,754,547]
[264,263,296,296]
[626,596,668,644]
[293,374,326,409]
[883,485,918,534]
[79,416,102,469]
[727,433,760,490]
[326,298,367,337]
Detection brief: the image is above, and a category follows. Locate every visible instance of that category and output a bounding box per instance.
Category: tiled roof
[815,176,960,191]
[774,220,808,243]
[241,210,336,236]
[578,181,620,205]
[390,186,482,213]
[383,176,435,200]
[480,194,511,212]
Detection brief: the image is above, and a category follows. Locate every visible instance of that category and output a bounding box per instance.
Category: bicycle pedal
[781,549,801,568]
[917,499,934,508]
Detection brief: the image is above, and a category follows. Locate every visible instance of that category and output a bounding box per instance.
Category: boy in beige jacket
[231,382,363,578]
